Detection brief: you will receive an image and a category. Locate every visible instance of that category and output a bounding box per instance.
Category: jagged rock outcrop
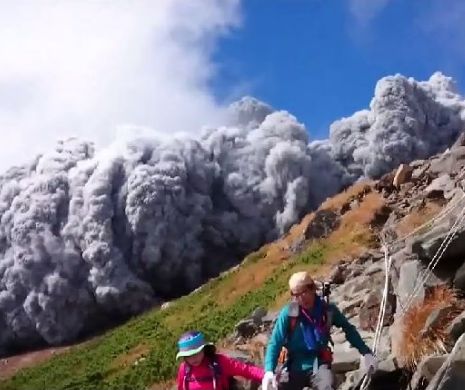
[228,131,465,390]
[424,333,465,390]
[303,209,341,240]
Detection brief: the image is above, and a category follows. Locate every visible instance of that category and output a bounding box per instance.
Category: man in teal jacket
[262,271,377,390]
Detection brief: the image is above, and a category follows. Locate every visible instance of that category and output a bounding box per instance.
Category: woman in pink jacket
[176,330,264,390]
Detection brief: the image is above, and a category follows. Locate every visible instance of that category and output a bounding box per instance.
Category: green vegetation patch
[1,243,327,390]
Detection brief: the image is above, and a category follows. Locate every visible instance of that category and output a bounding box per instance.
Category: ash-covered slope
[0,72,464,354]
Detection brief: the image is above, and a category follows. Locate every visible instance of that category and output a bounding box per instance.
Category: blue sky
[1,1,465,170]
[211,0,465,139]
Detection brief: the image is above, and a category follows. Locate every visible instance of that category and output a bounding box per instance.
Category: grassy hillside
[0,182,386,390]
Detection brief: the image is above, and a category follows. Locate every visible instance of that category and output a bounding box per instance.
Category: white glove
[261,371,277,390]
[360,353,377,375]
[311,364,333,390]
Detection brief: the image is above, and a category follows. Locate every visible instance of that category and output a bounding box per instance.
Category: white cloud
[0,0,241,171]
[348,0,390,25]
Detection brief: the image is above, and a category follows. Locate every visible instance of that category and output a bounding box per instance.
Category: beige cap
[288,271,314,292]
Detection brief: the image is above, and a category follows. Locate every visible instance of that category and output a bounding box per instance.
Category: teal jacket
[264,301,372,372]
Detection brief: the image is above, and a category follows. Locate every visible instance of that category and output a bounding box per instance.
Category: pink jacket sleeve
[217,354,265,382]
[177,362,185,390]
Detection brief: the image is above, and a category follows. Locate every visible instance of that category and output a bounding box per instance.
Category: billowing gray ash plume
[0,72,464,354]
[328,72,465,179]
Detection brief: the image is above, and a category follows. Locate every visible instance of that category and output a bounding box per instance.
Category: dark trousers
[278,370,312,390]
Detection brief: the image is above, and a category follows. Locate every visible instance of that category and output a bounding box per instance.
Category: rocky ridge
[225,132,465,390]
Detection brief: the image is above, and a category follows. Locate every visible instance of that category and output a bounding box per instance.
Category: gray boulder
[411,218,465,281]
[453,262,465,291]
[235,319,259,339]
[410,355,448,390]
[425,333,465,389]
[429,146,465,176]
[359,289,395,331]
[304,209,341,240]
[332,345,361,373]
[425,174,457,200]
[447,311,465,343]
[396,260,425,312]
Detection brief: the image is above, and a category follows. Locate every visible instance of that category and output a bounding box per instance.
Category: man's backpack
[182,355,241,390]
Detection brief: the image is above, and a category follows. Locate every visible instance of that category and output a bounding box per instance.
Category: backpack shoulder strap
[326,303,333,328]
[323,301,335,347]
[287,301,300,339]
[210,355,222,377]
[209,354,227,390]
[183,363,192,390]
[288,314,299,337]
[213,355,241,390]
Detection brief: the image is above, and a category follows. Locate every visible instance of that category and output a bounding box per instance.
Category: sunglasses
[290,284,315,297]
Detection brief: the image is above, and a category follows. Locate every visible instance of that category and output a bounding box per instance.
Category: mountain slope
[0,181,386,390]
[4,138,465,390]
